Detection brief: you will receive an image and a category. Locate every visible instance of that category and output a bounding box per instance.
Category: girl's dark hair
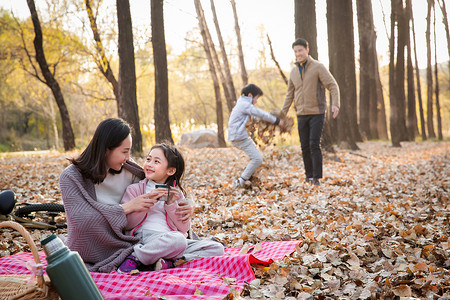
[292,38,309,49]
[241,83,263,98]
[151,143,186,195]
[70,118,131,184]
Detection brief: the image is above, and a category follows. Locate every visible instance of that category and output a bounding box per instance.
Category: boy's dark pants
[297,114,324,179]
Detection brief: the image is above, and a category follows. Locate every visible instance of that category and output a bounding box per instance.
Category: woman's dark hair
[292,38,309,49]
[70,118,131,184]
[151,143,186,196]
[241,83,263,98]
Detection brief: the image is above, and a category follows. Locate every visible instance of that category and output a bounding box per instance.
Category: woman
[59,118,193,272]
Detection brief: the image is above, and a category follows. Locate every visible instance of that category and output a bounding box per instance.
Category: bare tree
[194,0,226,147]
[230,0,248,86]
[267,34,288,85]
[406,0,417,141]
[294,0,318,58]
[411,1,427,140]
[433,2,443,140]
[26,0,75,150]
[327,0,360,150]
[357,0,379,139]
[437,0,450,76]
[426,0,436,138]
[210,0,236,109]
[151,0,173,144]
[85,0,119,106]
[117,0,143,153]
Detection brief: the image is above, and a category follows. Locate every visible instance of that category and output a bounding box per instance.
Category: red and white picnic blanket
[0,241,298,299]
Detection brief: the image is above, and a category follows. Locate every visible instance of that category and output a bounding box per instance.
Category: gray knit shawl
[59,161,143,273]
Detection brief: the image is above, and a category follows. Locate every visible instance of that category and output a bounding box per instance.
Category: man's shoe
[118,255,141,273]
[154,258,174,271]
[312,178,320,186]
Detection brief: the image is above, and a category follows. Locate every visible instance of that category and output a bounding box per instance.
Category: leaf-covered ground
[0,141,449,299]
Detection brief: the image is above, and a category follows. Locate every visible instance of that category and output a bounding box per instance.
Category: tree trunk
[117,0,143,152]
[357,0,379,139]
[151,0,174,144]
[405,0,417,141]
[437,0,450,77]
[433,3,443,140]
[194,0,226,147]
[26,0,75,150]
[389,0,401,147]
[230,0,248,87]
[426,0,436,138]
[210,0,236,111]
[411,2,427,140]
[267,34,288,85]
[294,0,318,59]
[395,0,409,141]
[85,0,120,109]
[327,0,360,150]
[375,59,389,140]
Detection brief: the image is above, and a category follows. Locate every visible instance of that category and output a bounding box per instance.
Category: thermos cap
[41,234,65,257]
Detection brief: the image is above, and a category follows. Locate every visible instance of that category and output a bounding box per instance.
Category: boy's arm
[249,105,280,125]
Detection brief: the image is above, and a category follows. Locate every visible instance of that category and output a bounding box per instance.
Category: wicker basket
[0,221,60,300]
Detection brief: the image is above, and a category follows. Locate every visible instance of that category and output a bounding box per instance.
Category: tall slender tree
[117,0,142,153]
[411,1,427,140]
[406,0,417,140]
[194,0,226,147]
[433,2,443,140]
[357,0,379,139]
[327,0,360,150]
[230,0,248,87]
[210,0,236,110]
[85,0,119,106]
[294,0,318,59]
[26,0,75,150]
[151,0,173,144]
[437,0,450,77]
[389,0,400,147]
[426,0,436,138]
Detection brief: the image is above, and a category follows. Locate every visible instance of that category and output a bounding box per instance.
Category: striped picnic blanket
[0,241,299,299]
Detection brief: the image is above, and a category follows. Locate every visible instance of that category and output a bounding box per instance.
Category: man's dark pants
[297,114,324,179]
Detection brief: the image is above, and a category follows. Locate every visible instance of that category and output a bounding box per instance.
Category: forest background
[0,0,449,153]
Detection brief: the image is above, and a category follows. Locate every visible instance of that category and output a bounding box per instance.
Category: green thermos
[41,234,104,300]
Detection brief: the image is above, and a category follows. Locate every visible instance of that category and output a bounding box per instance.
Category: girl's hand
[121,192,159,214]
[165,187,183,205]
[176,201,194,223]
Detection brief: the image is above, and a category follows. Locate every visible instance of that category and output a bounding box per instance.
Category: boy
[228,84,284,188]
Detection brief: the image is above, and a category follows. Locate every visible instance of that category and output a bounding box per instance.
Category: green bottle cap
[41,234,57,245]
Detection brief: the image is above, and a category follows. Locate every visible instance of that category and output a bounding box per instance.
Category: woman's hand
[176,201,194,223]
[121,192,160,214]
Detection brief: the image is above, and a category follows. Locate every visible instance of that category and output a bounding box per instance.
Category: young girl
[118,143,224,273]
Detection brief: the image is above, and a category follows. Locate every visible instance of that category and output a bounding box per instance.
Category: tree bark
[406,0,417,141]
[411,2,427,140]
[230,0,248,87]
[117,0,143,153]
[437,0,450,77]
[194,0,226,147]
[395,0,410,141]
[433,3,443,140]
[294,0,318,59]
[26,0,75,150]
[151,0,174,144]
[85,0,119,109]
[426,0,436,138]
[357,0,379,139]
[327,0,360,150]
[210,0,236,110]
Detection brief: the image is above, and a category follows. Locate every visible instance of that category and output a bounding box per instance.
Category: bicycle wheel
[15,203,65,216]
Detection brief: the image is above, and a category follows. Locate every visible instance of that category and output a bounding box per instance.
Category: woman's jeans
[297,114,324,179]
[232,137,263,180]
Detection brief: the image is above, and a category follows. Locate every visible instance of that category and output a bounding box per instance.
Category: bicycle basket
[0,221,60,300]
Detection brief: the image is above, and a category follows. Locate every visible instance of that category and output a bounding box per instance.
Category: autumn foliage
[0,141,449,298]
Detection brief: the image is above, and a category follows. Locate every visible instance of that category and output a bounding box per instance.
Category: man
[281,38,340,186]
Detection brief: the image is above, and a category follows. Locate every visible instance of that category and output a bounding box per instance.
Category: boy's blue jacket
[227,95,278,141]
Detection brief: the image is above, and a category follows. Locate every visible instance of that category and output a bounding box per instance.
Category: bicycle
[0,190,66,229]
